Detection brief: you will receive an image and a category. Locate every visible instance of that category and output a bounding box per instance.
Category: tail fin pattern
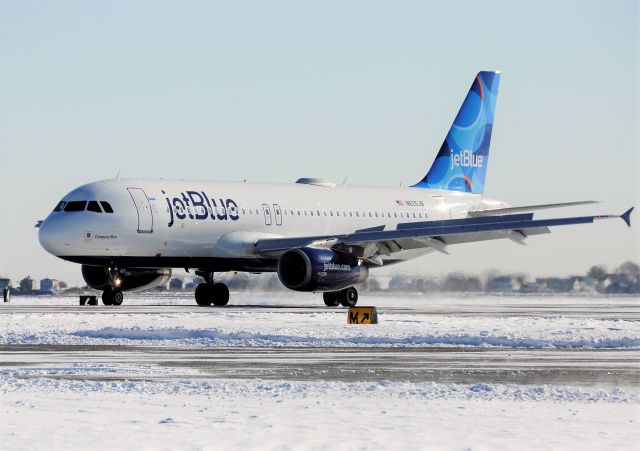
[412,71,500,194]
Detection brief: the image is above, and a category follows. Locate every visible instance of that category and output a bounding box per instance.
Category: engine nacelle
[277,247,368,292]
[81,265,171,292]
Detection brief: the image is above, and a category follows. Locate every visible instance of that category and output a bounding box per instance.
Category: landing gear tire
[102,289,124,306]
[212,283,229,306]
[102,290,113,306]
[323,292,341,307]
[195,283,213,306]
[339,287,358,307]
[111,290,124,306]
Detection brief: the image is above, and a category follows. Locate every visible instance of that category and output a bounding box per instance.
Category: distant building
[571,276,598,293]
[169,278,184,290]
[40,278,60,293]
[0,278,11,290]
[19,276,37,293]
[185,276,205,290]
[487,276,520,293]
[539,277,574,293]
[601,274,637,294]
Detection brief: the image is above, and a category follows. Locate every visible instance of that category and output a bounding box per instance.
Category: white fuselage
[38,178,506,270]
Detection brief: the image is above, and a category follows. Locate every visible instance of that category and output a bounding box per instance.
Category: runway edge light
[348,307,378,324]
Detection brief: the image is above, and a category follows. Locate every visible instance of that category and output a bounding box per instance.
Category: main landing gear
[194,271,229,306]
[323,287,358,307]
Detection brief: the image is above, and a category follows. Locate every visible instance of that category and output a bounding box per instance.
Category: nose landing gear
[194,271,229,306]
[102,288,123,306]
[101,264,125,306]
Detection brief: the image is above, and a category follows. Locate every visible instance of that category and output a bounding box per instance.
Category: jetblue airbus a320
[37,71,634,306]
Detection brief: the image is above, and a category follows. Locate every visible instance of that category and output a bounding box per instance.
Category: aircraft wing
[468,200,598,217]
[255,207,634,264]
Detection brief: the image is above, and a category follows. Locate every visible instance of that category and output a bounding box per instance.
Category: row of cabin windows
[241,207,427,220]
[165,204,427,221]
[165,205,426,221]
[53,200,114,213]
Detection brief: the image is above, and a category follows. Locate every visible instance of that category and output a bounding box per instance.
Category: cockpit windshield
[64,201,87,212]
[54,200,114,213]
[87,201,102,213]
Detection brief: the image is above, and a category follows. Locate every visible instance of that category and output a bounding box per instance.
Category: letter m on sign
[348,307,378,325]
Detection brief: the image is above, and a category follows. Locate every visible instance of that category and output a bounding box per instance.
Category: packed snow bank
[3,297,639,349]
[1,371,638,403]
[66,325,640,348]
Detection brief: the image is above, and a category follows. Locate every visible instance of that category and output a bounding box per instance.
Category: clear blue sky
[1,0,637,285]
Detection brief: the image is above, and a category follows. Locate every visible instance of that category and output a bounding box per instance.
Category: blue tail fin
[412,71,501,194]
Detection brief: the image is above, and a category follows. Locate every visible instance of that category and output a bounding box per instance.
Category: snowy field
[1,293,639,450]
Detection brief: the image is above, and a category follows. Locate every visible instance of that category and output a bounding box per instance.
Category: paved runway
[2,344,639,387]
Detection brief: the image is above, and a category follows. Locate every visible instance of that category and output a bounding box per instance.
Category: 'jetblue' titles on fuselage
[163,190,239,227]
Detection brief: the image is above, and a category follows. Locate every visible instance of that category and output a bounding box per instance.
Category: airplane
[37,71,634,306]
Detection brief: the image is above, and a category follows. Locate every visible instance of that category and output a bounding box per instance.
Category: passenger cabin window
[100,201,114,213]
[64,201,87,212]
[87,201,102,213]
[53,201,66,212]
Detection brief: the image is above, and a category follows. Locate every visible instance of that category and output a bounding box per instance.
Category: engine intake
[81,265,171,292]
[277,247,368,292]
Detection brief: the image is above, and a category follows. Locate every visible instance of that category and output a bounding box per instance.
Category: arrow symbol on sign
[362,313,370,322]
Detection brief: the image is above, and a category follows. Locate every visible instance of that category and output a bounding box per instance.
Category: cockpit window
[53,201,66,212]
[100,201,114,213]
[87,201,102,213]
[64,201,87,212]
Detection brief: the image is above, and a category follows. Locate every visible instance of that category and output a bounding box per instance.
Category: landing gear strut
[323,287,358,307]
[194,271,229,306]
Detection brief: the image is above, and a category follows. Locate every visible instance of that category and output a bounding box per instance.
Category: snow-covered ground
[1,294,639,450]
[2,376,639,450]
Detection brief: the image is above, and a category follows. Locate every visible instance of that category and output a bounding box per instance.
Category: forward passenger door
[127,187,153,233]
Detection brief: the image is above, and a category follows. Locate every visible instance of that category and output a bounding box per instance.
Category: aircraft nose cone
[38,219,55,255]
[38,217,66,256]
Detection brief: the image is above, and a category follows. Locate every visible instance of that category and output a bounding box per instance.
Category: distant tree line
[167,260,639,294]
[5,261,637,295]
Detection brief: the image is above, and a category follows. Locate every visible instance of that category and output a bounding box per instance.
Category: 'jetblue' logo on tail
[450,150,484,169]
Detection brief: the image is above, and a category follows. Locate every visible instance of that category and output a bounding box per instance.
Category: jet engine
[277,247,368,292]
[81,265,171,292]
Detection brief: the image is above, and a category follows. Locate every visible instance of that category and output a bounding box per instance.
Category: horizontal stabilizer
[468,201,598,217]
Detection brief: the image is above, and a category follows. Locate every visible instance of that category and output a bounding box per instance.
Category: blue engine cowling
[277,247,368,292]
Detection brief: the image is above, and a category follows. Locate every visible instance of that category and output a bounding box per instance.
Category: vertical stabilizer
[412,71,500,194]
